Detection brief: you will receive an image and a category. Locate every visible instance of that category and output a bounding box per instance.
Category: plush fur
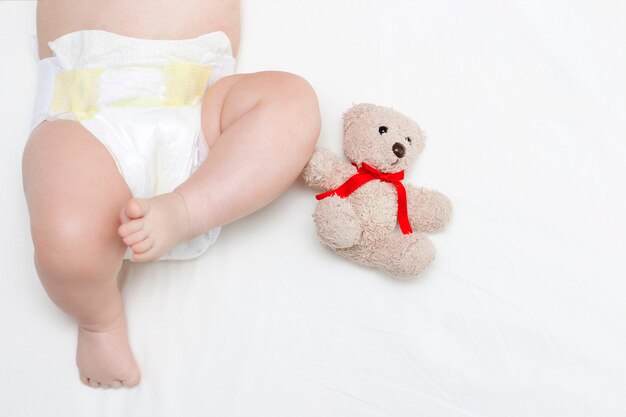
[303,103,452,278]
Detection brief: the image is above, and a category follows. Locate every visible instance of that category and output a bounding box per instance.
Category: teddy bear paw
[313,196,362,249]
[390,233,436,278]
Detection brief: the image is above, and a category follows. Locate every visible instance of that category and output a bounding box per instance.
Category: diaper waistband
[35,30,236,123]
[49,58,218,120]
[48,30,234,70]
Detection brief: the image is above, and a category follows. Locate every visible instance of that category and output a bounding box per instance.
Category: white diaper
[31,30,237,261]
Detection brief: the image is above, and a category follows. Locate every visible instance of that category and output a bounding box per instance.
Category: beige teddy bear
[302,103,452,278]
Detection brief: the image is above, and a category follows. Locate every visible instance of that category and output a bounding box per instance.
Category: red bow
[315,162,413,234]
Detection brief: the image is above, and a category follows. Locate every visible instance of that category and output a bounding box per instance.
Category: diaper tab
[51,68,103,121]
[107,61,213,108]
[163,61,213,106]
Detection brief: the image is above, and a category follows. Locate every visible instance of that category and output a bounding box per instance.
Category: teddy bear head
[342,103,425,173]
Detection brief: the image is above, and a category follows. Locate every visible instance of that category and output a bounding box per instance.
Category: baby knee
[267,72,320,130]
[278,72,318,105]
[32,215,120,283]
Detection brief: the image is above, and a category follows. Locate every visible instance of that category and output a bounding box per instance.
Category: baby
[22,0,320,388]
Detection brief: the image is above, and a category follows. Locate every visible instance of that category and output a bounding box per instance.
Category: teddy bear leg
[367,232,436,278]
[408,188,453,232]
[313,196,362,249]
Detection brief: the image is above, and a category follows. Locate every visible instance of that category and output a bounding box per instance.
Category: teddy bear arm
[406,186,452,232]
[302,147,356,191]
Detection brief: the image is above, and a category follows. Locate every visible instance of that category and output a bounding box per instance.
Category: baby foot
[118,192,192,262]
[77,313,140,389]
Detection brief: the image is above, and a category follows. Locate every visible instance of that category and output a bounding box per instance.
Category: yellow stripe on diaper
[109,97,168,108]
[51,61,212,116]
[109,61,212,108]
[51,68,103,121]
[163,61,212,106]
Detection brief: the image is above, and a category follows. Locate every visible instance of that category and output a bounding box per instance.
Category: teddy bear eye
[378,126,388,135]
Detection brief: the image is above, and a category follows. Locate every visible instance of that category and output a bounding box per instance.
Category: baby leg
[22,120,140,388]
[118,71,321,260]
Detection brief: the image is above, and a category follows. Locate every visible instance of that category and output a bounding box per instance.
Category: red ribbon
[315,162,413,234]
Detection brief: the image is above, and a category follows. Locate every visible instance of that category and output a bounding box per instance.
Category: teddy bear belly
[347,181,399,232]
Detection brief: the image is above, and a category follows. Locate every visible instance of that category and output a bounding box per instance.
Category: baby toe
[132,237,155,255]
[118,219,144,238]
[87,378,101,388]
[122,373,141,387]
[119,206,131,225]
[123,229,149,246]
[110,380,123,389]
[124,198,150,220]
[132,247,160,262]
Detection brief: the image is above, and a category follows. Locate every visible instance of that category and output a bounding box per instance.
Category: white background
[1,1,625,416]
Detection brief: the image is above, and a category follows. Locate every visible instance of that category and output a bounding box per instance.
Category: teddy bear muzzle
[392,142,406,158]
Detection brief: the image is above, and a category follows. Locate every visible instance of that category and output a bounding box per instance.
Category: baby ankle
[172,189,212,240]
[78,309,125,333]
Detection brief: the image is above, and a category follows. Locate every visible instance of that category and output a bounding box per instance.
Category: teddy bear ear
[343,103,377,121]
[343,103,378,133]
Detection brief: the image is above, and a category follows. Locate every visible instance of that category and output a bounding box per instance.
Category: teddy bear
[302,103,452,278]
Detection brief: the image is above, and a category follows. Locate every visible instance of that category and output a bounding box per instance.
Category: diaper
[31,30,236,261]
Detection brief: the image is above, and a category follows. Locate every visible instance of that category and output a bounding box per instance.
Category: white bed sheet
[1,1,625,416]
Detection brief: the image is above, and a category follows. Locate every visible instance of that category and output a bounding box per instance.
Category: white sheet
[1,1,625,416]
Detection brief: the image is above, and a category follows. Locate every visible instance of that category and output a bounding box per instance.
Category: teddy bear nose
[392,142,406,158]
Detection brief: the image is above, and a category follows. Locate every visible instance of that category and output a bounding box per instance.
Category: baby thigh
[176,71,321,233]
[22,120,131,326]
